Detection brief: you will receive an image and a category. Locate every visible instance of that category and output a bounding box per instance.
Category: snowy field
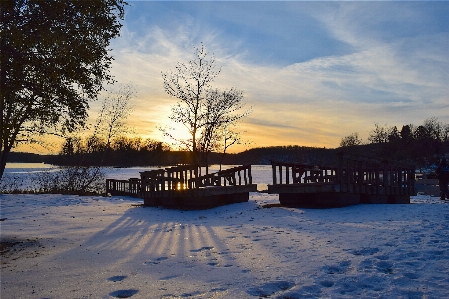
[1,166,449,299]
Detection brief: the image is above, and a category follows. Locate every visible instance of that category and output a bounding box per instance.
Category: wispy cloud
[104,1,449,151]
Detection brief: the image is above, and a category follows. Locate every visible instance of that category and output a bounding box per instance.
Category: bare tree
[162,45,251,169]
[199,88,251,171]
[161,44,220,164]
[218,124,251,171]
[60,84,135,156]
[56,84,135,193]
[97,84,135,149]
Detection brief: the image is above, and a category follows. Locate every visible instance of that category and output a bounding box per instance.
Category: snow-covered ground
[1,167,449,299]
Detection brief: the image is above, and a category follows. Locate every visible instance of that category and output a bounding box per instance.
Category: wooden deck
[106,164,257,209]
[268,152,415,208]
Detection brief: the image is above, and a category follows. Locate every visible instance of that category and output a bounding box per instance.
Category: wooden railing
[106,164,254,198]
[336,152,415,195]
[106,178,141,197]
[271,161,337,185]
[190,164,253,188]
[140,165,200,191]
[271,152,415,196]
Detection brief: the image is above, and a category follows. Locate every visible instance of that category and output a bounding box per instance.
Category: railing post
[279,165,283,185]
[336,152,343,192]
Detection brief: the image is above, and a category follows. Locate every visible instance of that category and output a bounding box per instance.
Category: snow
[1,167,449,299]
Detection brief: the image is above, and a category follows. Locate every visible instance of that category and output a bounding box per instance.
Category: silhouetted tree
[97,84,135,150]
[423,117,443,142]
[340,132,363,147]
[400,125,414,143]
[0,0,127,179]
[198,88,251,171]
[161,44,251,171]
[218,124,251,170]
[341,118,448,165]
[162,44,220,164]
[368,123,389,144]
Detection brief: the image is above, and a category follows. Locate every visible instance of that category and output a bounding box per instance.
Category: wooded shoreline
[8,141,447,169]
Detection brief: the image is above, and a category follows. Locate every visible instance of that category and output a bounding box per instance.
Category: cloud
[13,2,448,155]
[105,2,449,151]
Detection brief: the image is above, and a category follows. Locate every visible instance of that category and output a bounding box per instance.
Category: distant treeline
[8,142,448,169]
[8,118,449,168]
[53,136,341,166]
[8,145,338,167]
[340,118,449,166]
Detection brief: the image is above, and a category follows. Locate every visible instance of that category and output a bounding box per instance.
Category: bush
[0,166,105,195]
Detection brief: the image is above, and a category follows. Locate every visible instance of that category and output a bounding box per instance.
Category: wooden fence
[336,152,415,196]
[106,164,257,209]
[268,152,415,207]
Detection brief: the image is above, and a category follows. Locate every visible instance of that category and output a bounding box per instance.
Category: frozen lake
[1,164,273,192]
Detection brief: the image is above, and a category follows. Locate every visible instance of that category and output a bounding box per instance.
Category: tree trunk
[219,150,226,172]
[0,6,6,180]
[0,147,10,180]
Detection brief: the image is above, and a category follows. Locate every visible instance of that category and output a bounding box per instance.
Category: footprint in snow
[190,246,214,252]
[247,280,295,297]
[275,284,323,299]
[424,249,445,257]
[375,261,394,274]
[376,255,390,261]
[180,290,204,297]
[322,260,352,274]
[403,272,419,279]
[159,275,180,281]
[358,259,394,274]
[109,289,138,298]
[427,239,440,244]
[144,256,168,265]
[108,275,127,282]
[319,280,334,288]
[351,247,379,256]
[210,287,227,293]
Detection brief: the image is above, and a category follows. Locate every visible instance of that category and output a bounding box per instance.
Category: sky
[15,1,449,154]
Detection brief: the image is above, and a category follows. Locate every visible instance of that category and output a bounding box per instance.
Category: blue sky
[102,1,449,151]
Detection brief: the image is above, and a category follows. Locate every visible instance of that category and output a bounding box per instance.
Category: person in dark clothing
[435,158,449,200]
